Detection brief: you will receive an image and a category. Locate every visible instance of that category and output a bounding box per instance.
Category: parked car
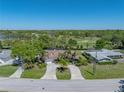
[13,59,22,66]
[119,80,124,84]
[119,85,124,92]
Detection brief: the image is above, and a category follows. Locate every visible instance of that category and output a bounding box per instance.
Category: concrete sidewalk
[9,67,24,78]
[41,63,58,79]
[68,65,84,80]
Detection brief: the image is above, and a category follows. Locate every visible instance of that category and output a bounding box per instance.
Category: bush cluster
[75,56,88,66]
[82,52,93,63]
[37,63,46,69]
[98,60,118,65]
[24,63,34,69]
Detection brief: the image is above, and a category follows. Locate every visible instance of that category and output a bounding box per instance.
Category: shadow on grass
[84,70,94,75]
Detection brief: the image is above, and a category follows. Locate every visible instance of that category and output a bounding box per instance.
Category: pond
[0,33,16,41]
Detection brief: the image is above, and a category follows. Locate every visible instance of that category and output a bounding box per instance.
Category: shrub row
[98,60,118,65]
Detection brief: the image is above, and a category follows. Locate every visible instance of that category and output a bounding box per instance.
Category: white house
[0,49,12,64]
[84,49,124,62]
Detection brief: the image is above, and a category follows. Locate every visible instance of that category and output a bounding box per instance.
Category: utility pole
[93,50,97,75]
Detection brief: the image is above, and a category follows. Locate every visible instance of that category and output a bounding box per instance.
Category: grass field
[56,68,71,80]
[58,36,99,49]
[0,65,18,77]
[21,64,46,79]
[76,37,99,49]
[0,90,8,92]
[79,63,124,79]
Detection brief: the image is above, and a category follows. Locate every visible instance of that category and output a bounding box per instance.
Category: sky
[0,0,124,30]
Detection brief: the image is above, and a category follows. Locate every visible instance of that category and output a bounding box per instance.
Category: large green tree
[12,40,44,63]
[68,39,77,49]
[95,39,106,49]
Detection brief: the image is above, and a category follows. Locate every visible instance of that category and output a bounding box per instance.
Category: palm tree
[64,49,71,59]
[58,58,68,72]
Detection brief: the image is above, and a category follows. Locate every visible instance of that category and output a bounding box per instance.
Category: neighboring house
[0,49,12,64]
[84,49,124,62]
[0,59,5,64]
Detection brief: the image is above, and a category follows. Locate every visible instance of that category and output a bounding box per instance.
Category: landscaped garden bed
[79,63,124,79]
[56,67,71,80]
[0,65,18,77]
[21,64,46,79]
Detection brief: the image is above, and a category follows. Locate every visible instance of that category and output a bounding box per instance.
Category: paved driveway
[68,65,84,80]
[41,63,58,79]
[9,67,24,78]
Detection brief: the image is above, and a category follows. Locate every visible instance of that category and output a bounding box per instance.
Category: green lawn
[21,64,46,79]
[79,63,124,79]
[76,37,99,49]
[56,68,71,80]
[0,65,18,77]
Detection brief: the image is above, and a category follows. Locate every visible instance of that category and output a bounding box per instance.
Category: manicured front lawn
[0,65,18,77]
[56,68,71,80]
[21,64,46,79]
[79,63,124,79]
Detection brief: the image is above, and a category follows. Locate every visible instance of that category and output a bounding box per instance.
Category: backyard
[79,62,124,79]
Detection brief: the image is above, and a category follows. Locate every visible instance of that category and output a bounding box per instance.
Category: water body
[0,33,15,41]
[0,34,5,40]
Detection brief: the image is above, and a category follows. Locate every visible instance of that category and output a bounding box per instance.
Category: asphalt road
[0,77,123,92]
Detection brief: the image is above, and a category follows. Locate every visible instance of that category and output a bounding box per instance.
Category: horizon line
[0,29,124,31]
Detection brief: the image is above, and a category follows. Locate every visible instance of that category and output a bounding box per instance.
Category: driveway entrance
[41,63,58,79]
[68,65,84,80]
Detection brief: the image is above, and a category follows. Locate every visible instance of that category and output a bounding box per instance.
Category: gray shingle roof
[0,49,12,61]
[85,49,123,61]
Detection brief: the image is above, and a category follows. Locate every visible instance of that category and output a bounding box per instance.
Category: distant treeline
[0,30,124,50]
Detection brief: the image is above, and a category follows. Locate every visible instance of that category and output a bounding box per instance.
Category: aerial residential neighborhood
[0,0,124,92]
[0,30,124,92]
